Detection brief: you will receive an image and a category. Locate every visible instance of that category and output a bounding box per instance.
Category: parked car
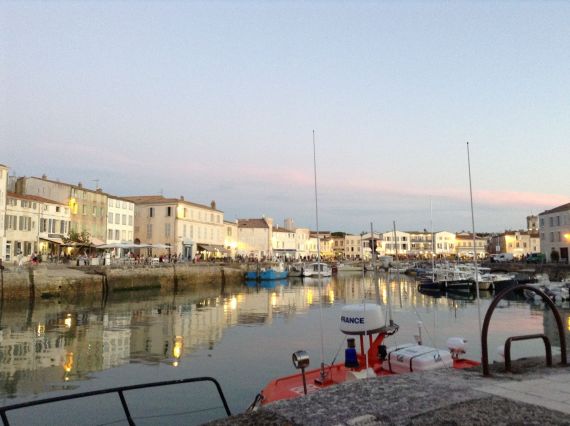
[526,253,546,264]
[491,253,514,263]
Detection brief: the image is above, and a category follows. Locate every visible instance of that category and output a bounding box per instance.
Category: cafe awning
[40,236,64,245]
[197,244,230,254]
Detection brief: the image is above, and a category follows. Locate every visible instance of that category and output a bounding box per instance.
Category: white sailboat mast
[467,142,482,343]
[313,130,326,383]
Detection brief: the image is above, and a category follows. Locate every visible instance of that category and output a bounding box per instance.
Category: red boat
[257,303,479,406]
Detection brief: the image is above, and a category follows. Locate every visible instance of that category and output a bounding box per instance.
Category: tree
[64,230,91,245]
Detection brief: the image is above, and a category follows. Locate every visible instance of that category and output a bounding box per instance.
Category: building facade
[0,164,7,261]
[106,196,135,245]
[344,234,363,259]
[455,233,488,259]
[272,226,296,259]
[126,195,225,259]
[489,231,540,259]
[539,203,570,263]
[237,218,273,259]
[15,176,108,245]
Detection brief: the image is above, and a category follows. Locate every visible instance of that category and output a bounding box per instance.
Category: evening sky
[2,1,569,234]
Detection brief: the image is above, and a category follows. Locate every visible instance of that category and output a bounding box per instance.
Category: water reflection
[0,273,566,411]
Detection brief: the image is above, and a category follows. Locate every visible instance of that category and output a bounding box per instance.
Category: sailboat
[250,137,480,408]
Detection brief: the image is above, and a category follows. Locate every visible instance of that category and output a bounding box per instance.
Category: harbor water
[0,271,568,424]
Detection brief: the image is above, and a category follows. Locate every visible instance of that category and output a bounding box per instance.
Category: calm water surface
[0,272,568,424]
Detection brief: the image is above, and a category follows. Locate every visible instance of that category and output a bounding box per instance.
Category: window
[108,213,113,224]
[40,218,47,232]
[147,224,152,239]
[149,207,154,218]
[128,215,133,226]
[550,217,554,227]
[116,200,120,208]
[115,213,120,224]
[55,206,60,212]
[165,223,171,238]
[166,207,172,217]
[183,208,187,218]
[540,218,544,226]
[122,230,126,240]
[122,214,126,225]
[92,206,96,216]
[115,230,120,240]
[60,220,66,234]
[108,229,113,240]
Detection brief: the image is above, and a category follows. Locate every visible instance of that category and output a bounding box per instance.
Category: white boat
[336,262,362,272]
[288,263,305,277]
[302,262,332,277]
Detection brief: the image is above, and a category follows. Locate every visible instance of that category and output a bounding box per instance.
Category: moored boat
[259,263,289,280]
[255,303,478,406]
[288,262,305,277]
[302,262,332,277]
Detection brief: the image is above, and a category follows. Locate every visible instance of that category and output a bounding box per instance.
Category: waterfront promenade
[212,358,570,425]
[0,262,245,300]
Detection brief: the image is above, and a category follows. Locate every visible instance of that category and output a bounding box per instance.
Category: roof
[238,219,269,229]
[7,191,65,205]
[123,195,222,212]
[455,233,486,240]
[273,226,294,233]
[539,203,570,216]
[25,176,107,196]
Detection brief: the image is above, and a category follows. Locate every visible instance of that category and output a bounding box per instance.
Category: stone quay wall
[0,263,246,302]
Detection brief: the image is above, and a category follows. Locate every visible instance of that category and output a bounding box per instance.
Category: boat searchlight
[292,350,310,369]
[292,350,310,395]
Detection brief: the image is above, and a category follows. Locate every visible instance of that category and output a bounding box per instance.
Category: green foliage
[64,230,91,245]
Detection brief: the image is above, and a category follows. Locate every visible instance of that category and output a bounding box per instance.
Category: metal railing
[0,377,232,426]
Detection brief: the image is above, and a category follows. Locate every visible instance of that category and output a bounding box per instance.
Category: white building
[106,196,135,244]
[0,164,7,261]
[295,227,311,259]
[539,203,570,263]
[344,234,363,259]
[5,192,71,262]
[434,231,456,257]
[381,230,411,256]
[224,220,238,259]
[272,226,296,259]
[237,218,273,259]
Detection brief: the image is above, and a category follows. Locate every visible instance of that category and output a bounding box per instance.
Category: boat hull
[259,269,289,280]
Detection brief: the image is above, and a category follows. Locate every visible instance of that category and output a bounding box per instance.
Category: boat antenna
[467,142,483,344]
[313,130,326,384]
[371,222,381,305]
[430,198,435,282]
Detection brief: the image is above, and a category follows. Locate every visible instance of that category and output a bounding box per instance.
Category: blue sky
[2,1,569,234]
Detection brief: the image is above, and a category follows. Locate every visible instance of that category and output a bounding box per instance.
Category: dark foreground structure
[211,358,570,425]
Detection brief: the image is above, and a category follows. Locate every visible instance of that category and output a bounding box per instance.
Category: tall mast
[467,142,482,344]
[313,130,326,383]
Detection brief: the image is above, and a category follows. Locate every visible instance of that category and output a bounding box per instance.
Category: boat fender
[447,337,466,358]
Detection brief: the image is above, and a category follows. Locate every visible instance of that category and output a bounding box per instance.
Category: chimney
[180,196,184,201]
[211,200,216,210]
[78,182,83,188]
[41,174,47,180]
